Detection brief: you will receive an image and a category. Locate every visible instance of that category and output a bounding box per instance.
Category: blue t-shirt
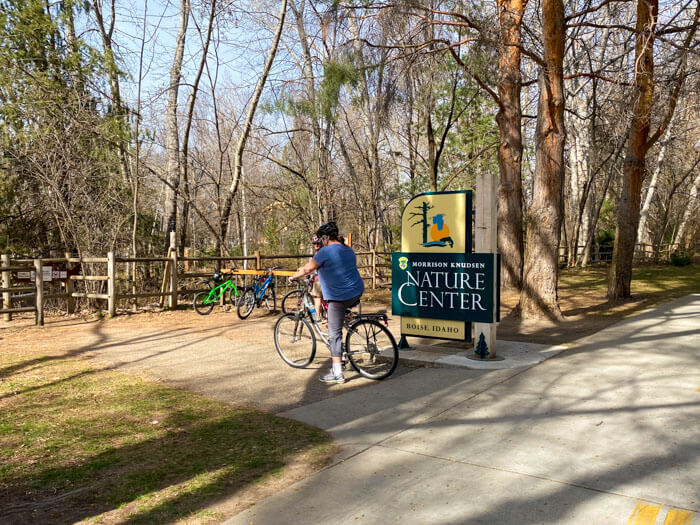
[313,243,365,301]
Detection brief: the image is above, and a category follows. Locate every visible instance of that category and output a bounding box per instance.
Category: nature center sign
[392,190,484,342]
[392,253,496,326]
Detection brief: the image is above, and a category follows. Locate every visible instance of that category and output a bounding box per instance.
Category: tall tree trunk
[520,0,565,319]
[163,0,190,252]
[91,0,130,184]
[636,119,673,251]
[220,0,287,251]
[427,111,438,192]
[180,0,217,251]
[290,0,327,224]
[608,0,657,299]
[496,0,526,291]
[673,171,700,252]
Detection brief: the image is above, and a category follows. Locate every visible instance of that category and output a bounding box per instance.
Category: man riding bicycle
[290,222,364,384]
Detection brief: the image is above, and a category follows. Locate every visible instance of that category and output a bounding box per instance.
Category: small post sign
[392,190,500,347]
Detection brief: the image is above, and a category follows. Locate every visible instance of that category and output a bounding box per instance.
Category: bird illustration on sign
[408,201,454,247]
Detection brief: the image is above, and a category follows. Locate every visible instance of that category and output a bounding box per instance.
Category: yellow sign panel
[399,191,471,341]
[401,317,467,341]
[401,192,468,253]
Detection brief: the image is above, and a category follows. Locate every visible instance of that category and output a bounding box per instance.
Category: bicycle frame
[202,279,238,305]
[277,278,397,380]
[251,273,274,303]
[294,287,361,351]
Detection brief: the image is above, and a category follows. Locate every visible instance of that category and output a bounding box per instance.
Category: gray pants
[327,294,362,358]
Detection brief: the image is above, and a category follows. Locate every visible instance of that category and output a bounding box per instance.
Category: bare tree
[163,0,191,252]
[520,0,566,319]
[219,0,288,255]
[608,0,699,299]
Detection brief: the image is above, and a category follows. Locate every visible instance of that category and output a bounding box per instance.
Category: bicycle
[236,267,278,320]
[281,276,361,318]
[273,278,398,380]
[193,271,240,315]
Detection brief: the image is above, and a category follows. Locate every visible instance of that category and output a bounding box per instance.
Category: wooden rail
[6,239,689,325]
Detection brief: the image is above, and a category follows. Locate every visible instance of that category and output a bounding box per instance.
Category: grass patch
[0,349,335,524]
[558,264,700,315]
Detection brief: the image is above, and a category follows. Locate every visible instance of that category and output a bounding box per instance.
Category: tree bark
[163,0,190,252]
[180,0,217,251]
[220,0,287,251]
[673,171,700,252]
[608,0,657,299]
[636,118,673,251]
[496,0,526,291]
[520,0,565,319]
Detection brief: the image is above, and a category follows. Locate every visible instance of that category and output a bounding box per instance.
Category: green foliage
[319,60,359,121]
[262,213,281,252]
[0,0,132,255]
[598,198,616,233]
[669,251,692,266]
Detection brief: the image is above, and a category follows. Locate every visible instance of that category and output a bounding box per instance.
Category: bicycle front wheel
[262,286,276,313]
[281,289,304,314]
[345,319,398,380]
[236,288,256,319]
[274,313,316,368]
[193,291,215,315]
[226,284,239,307]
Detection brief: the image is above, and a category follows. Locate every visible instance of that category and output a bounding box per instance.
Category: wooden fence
[5,234,689,326]
[1,233,392,326]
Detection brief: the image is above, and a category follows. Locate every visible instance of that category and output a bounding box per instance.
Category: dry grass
[0,346,335,524]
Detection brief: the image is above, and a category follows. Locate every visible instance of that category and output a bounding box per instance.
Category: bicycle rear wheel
[344,319,398,380]
[281,289,304,314]
[274,313,316,368]
[236,288,256,319]
[193,291,215,315]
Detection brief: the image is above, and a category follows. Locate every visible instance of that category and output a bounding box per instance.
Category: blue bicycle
[236,268,278,319]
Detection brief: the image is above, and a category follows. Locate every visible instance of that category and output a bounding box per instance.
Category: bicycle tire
[262,286,276,313]
[237,288,256,319]
[344,319,398,380]
[274,313,316,368]
[281,289,304,314]
[193,291,215,315]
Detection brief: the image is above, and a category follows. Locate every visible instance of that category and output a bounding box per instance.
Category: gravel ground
[1,306,414,413]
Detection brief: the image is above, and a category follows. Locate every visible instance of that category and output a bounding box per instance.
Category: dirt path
[0,277,669,413]
[1,307,415,413]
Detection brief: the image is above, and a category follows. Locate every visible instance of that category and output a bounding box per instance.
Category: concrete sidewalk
[226,295,700,524]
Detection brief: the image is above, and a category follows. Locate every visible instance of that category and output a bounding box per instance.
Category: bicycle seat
[346,298,361,310]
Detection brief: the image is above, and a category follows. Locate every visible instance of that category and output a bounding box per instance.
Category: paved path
[225,295,700,524]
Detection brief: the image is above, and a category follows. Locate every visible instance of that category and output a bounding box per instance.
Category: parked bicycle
[192,271,239,315]
[236,267,279,319]
[273,277,398,380]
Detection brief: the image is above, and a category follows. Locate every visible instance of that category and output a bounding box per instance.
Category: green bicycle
[193,271,240,315]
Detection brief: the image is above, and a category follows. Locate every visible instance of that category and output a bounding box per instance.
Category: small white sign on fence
[43,266,52,282]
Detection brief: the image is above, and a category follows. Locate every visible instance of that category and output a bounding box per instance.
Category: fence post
[107,251,116,317]
[254,250,261,270]
[2,254,11,321]
[34,258,44,326]
[371,249,377,289]
[64,251,75,314]
[169,232,178,308]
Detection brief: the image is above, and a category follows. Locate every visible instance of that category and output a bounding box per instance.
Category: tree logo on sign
[408,201,454,248]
